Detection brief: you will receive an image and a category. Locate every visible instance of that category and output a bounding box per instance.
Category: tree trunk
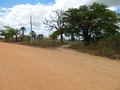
[71,33,75,41]
[21,36,23,42]
[60,33,64,44]
[83,31,91,46]
[15,35,18,42]
[84,39,90,46]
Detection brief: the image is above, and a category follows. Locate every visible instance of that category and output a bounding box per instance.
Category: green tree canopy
[37,34,44,40]
[63,2,120,45]
[0,26,17,41]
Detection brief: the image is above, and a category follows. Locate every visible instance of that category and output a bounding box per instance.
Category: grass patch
[69,42,120,60]
[99,47,113,57]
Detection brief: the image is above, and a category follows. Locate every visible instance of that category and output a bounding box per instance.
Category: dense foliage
[44,3,120,45]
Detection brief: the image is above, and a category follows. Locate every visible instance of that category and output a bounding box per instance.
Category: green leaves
[44,2,120,45]
[0,26,27,42]
[0,26,16,40]
[63,2,120,45]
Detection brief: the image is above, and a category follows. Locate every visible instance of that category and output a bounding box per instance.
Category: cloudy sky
[0,0,120,36]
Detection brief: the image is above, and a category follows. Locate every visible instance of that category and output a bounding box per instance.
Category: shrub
[99,34,120,54]
[99,47,113,57]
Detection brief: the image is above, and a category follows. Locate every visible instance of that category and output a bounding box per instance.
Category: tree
[44,10,66,44]
[14,29,20,42]
[20,27,26,41]
[0,29,9,41]
[30,30,36,40]
[37,34,44,40]
[49,31,59,40]
[63,3,120,45]
[63,8,80,41]
[89,3,120,42]
[0,26,17,41]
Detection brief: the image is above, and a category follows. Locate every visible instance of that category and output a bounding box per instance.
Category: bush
[69,35,120,59]
[69,43,97,54]
[99,34,120,54]
[99,47,113,57]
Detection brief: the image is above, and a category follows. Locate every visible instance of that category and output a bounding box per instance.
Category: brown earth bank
[0,42,120,90]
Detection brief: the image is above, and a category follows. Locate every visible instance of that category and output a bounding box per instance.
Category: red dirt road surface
[0,42,120,90]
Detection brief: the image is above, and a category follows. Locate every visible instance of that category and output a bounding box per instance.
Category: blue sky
[116,7,120,13]
[0,0,55,8]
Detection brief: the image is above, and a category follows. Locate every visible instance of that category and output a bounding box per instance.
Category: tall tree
[44,10,66,44]
[14,29,20,42]
[63,3,120,45]
[37,34,44,40]
[0,26,17,41]
[20,27,26,41]
[63,8,80,41]
[30,30,36,40]
[89,3,120,42]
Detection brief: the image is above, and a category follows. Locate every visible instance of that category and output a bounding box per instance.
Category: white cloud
[0,0,120,36]
[108,6,118,11]
[87,0,120,7]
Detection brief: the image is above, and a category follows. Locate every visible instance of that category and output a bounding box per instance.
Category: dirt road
[0,42,120,90]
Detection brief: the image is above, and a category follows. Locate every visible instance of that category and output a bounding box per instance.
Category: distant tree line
[44,2,120,45]
[0,26,44,42]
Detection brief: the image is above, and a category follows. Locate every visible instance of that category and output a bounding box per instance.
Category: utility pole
[30,16,33,43]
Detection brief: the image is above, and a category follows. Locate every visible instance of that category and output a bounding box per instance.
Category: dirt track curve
[0,42,120,90]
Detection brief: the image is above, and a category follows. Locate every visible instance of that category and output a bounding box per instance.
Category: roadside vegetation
[69,34,120,59]
[0,2,120,59]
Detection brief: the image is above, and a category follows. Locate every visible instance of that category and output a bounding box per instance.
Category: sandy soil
[0,42,120,90]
